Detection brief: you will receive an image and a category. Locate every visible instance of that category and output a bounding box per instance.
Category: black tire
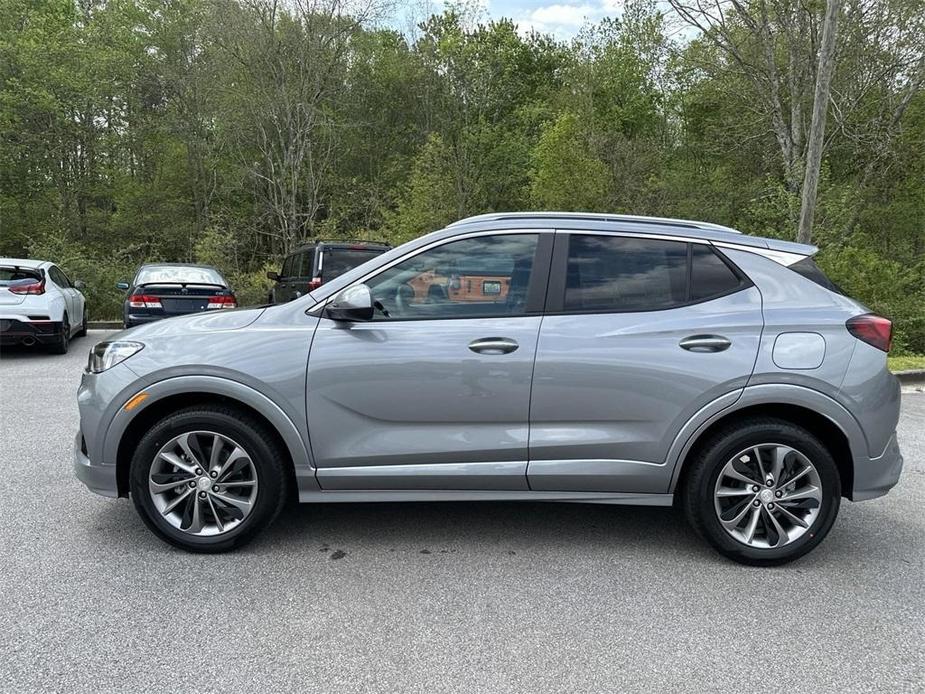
[75,306,88,338]
[48,314,69,354]
[681,417,841,566]
[129,406,289,553]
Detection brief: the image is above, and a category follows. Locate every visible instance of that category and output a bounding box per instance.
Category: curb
[894,369,925,386]
[88,321,122,330]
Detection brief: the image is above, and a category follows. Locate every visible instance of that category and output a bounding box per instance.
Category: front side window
[366,234,539,320]
[565,236,688,312]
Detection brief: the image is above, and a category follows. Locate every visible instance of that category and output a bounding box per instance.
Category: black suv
[267,240,390,304]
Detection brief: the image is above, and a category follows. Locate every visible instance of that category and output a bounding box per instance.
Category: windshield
[321,249,386,281]
[136,266,226,286]
[0,267,42,287]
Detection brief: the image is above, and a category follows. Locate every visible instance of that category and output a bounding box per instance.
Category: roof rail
[447,211,741,234]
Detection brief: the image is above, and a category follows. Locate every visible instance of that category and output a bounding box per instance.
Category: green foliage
[0,0,922,351]
[529,113,612,211]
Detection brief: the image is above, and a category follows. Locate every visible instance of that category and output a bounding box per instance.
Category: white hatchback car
[0,258,87,353]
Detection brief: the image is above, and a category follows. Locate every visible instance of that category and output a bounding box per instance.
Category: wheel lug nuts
[751,485,760,492]
[766,478,774,486]
[212,485,219,492]
[767,502,775,510]
[775,490,782,498]
[194,468,202,476]
[198,491,207,499]
[187,481,196,488]
[209,470,218,478]
[752,499,761,507]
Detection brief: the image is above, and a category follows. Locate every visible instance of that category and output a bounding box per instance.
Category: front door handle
[468,337,519,355]
[679,334,731,353]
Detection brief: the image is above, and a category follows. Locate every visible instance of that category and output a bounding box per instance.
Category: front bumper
[852,433,903,501]
[73,432,119,497]
[0,319,64,345]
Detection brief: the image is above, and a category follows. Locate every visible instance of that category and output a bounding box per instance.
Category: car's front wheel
[129,406,289,552]
[682,418,841,566]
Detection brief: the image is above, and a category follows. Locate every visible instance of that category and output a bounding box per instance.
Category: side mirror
[326,284,374,322]
[116,281,130,291]
[266,271,280,281]
[73,279,86,289]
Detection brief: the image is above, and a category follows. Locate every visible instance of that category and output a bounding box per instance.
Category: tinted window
[294,250,314,277]
[49,266,71,288]
[135,266,225,286]
[0,267,41,286]
[565,236,688,312]
[321,248,385,281]
[366,234,538,320]
[281,255,295,277]
[690,244,742,301]
[789,257,843,294]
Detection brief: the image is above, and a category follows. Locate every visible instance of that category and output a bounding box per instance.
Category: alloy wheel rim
[149,430,258,537]
[713,443,823,549]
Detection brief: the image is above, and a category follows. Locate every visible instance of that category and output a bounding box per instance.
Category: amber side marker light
[123,392,149,411]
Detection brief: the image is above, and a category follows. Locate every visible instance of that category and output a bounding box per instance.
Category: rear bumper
[73,432,119,497]
[852,433,903,501]
[0,319,63,345]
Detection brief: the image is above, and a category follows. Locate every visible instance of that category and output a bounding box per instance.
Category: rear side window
[690,244,744,301]
[789,257,843,294]
[565,236,688,311]
[562,235,750,313]
[281,255,295,277]
[49,266,72,288]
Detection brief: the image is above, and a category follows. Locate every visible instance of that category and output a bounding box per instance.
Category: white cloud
[530,2,596,26]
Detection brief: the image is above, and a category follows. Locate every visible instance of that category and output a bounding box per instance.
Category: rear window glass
[136,266,225,286]
[690,244,743,301]
[789,257,843,294]
[0,267,41,286]
[320,248,386,281]
[565,236,688,312]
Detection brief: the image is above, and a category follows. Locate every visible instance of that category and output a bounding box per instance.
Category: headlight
[87,341,144,373]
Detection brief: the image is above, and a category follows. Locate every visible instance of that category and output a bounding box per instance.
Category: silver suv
[74,213,903,565]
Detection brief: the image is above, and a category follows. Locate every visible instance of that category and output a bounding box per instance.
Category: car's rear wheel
[75,307,88,338]
[48,313,69,354]
[129,407,289,552]
[682,418,841,566]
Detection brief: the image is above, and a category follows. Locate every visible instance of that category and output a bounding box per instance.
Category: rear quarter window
[788,257,844,294]
[690,244,746,301]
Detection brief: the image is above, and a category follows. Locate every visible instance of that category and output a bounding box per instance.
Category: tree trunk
[797,0,842,245]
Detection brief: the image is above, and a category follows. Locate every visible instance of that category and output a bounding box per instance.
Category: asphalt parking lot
[1,330,923,693]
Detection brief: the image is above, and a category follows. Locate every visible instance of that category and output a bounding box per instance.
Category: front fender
[103,374,318,492]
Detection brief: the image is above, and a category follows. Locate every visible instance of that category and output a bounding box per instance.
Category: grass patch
[889,354,925,372]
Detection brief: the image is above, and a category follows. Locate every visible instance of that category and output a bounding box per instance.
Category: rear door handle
[679,334,731,353]
[468,337,519,355]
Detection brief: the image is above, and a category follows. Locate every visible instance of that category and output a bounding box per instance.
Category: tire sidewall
[129,409,284,551]
[693,424,841,566]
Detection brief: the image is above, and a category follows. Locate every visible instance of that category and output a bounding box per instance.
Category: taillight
[846,313,892,352]
[308,277,322,290]
[9,280,45,295]
[206,295,237,310]
[129,294,162,309]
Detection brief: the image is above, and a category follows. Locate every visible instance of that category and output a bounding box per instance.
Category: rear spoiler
[137,282,227,289]
[714,238,817,267]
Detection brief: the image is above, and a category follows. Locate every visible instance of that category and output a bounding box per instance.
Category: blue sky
[389,0,631,40]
